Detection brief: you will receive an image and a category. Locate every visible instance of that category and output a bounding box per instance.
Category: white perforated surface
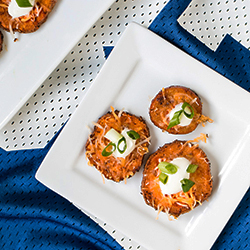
[178,0,250,51]
[1,0,249,249]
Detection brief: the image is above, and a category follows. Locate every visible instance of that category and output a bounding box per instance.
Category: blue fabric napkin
[0,129,124,250]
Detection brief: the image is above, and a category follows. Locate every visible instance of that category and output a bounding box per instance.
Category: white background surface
[178,0,250,51]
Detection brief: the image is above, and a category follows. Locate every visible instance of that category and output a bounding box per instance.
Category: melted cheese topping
[159,157,190,195]
[168,103,192,126]
[8,0,35,18]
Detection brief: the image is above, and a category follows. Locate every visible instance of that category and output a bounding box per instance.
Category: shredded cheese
[135,136,151,148]
[156,206,164,220]
[110,106,121,128]
[21,15,31,22]
[162,88,166,100]
[101,174,105,184]
[92,121,104,130]
[190,97,198,105]
[160,111,169,126]
[0,4,8,8]
[198,114,214,127]
[168,186,197,211]
[9,19,16,41]
[186,133,208,145]
[39,2,51,12]
[118,109,124,118]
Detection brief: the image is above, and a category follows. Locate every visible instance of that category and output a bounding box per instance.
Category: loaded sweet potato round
[141,140,212,219]
[149,85,211,134]
[85,108,150,182]
[0,0,57,34]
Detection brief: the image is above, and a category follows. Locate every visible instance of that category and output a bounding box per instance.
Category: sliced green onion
[180,178,195,192]
[117,137,127,154]
[102,142,116,157]
[159,172,168,184]
[157,162,178,174]
[127,130,140,140]
[167,102,195,129]
[186,164,198,173]
[16,0,33,7]
[167,110,183,129]
[104,128,122,143]
[182,102,194,119]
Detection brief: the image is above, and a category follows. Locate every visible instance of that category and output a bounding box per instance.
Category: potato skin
[149,86,202,134]
[85,110,150,182]
[0,0,57,33]
[141,140,212,218]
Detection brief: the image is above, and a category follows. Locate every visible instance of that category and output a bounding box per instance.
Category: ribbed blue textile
[0,130,124,250]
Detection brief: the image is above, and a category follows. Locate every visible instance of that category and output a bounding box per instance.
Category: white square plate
[0,0,115,129]
[36,23,250,250]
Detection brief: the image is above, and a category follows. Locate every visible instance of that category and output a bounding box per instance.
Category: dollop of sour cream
[8,0,35,19]
[104,128,136,158]
[159,157,190,195]
[168,103,192,126]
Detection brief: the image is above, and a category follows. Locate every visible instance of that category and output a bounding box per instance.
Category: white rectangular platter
[36,22,250,250]
[0,0,115,129]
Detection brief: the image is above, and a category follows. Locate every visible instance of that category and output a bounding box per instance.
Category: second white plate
[0,0,115,129]
[36,23,250,250]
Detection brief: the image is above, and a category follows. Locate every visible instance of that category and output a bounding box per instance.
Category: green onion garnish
[182,102,194,119]
[167,102,194,129]
[127,130,140,140]
[16,0,33,7]
[102,142,116,157]
[186,164,198,173]
[117,137,127,154]
[180,178,195,192]
[167,110,183,129]
[159,172,168,184]
[157,162,178,174]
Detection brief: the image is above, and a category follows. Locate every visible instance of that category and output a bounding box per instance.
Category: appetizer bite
[141,139,212,219]
[149,85,212,134]
[85,108,150,182]
[0,0,57,35]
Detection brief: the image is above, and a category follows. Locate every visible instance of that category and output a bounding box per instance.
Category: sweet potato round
[141,140,212,218]
[149,85,202,134]
[0,0,57,33]
[85,109,150,182]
